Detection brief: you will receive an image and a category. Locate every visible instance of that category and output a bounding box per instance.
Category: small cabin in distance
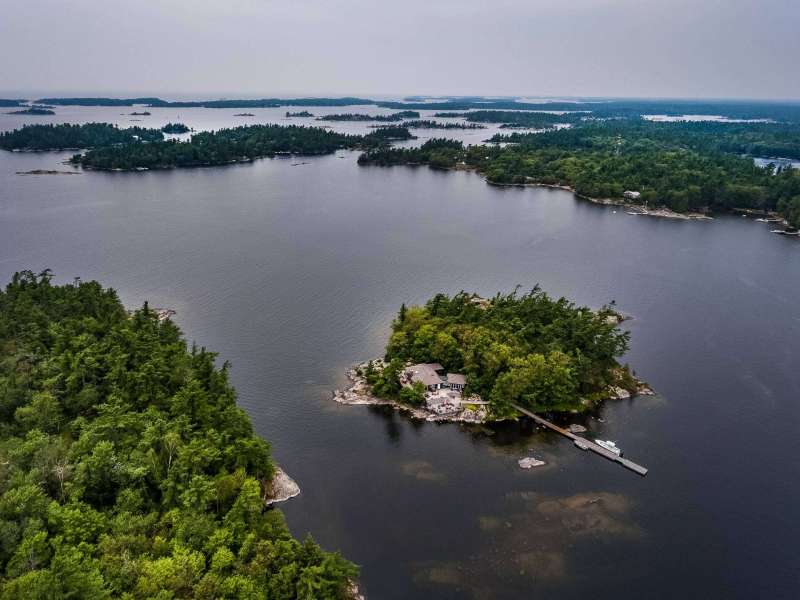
[623,190,641,201]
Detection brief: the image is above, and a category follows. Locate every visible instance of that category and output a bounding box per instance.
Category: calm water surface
[1,107,799,599]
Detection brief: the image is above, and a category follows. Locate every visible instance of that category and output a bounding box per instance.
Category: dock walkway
[510,403,648,477]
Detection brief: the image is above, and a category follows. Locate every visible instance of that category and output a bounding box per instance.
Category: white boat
[595,439,622,456]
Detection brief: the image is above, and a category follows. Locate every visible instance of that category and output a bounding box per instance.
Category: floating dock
[510,403,648,476]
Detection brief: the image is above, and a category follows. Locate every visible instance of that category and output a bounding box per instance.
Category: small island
[365,126,415,141]
[398,119,486,130]
[335,289,649,423]
[161,122,192,134]
[129,110,151,115]
[318,111,420,122]
[234,112,256,116]
[7,106,56,115]
[286,110,314,117]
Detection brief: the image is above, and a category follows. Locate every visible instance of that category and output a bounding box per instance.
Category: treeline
[399,120,485,130]
[161,122,191,134]
[490,119,800,160]
[0,99,25,107]
[318,111,419,122]
[0,123,163,151]
[0,270,358,599]
[28,97,800,122]
[37,97,373,108]
[365,126,415,141]
[436,110,580,128]
[70,125,375,170]
[371,290,632,415]
[359,123,800,226]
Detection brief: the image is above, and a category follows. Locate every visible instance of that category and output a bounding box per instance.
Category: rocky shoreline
[488,179,713,220]
[264,465,301,506]
[333,362,490,423]
[333,360,654,424]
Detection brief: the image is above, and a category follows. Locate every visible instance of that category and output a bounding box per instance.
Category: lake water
[1,107,799,599]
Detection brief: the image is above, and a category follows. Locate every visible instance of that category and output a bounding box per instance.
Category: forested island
[286,111,313,118]
[129,111,151,116]
[435,110,579,129]
[7,107,56,115]
[161,122,191,134]
[69,124,377,170]
[358,119,800,228]
[364,126,415,141]
[318,111,419,122]
[0,99,26,107]
[0,270,359,598]
[337,290,641,422]
[0,123,164,151]
[399,120,485,130]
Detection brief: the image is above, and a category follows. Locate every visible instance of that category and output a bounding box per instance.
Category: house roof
[446,373,466,385]
[407,364,442,387]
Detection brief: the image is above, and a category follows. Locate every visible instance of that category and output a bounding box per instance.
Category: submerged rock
[568,424,587,434]
[518,457,546,469]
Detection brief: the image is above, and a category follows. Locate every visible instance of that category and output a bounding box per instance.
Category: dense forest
[0,123,164,151]
[318,111,419,122]
[161,123,191,134]
[358,122,800,226]
[70,125,375,170]
[0,271,358,599]
[366,290,633,416]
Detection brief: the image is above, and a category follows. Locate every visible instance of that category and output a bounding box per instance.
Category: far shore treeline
[0,271,359,598]
[2,97,800,226]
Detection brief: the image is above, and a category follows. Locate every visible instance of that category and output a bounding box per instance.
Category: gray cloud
[2,0,798,99]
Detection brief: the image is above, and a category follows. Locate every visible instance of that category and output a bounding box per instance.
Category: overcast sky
[2,0,798,100]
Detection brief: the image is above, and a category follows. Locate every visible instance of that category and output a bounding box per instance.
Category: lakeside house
[623,190,641,201]
[402,363,471,414]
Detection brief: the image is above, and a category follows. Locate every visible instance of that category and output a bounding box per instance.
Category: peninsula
[335,290,648,423]
[358,118,800,229]
[0,270,360,598]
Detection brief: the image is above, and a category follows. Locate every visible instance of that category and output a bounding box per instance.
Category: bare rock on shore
[264,466,300,505]
[568,424,587,434]
[608,386,632,400]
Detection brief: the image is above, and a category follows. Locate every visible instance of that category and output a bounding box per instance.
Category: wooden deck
[510,403,648,477]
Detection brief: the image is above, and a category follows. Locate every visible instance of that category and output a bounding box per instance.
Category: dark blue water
[1,107,799,599]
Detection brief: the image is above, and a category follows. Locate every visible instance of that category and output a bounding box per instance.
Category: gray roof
[407,364,442,387]
[446,373,466,385]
